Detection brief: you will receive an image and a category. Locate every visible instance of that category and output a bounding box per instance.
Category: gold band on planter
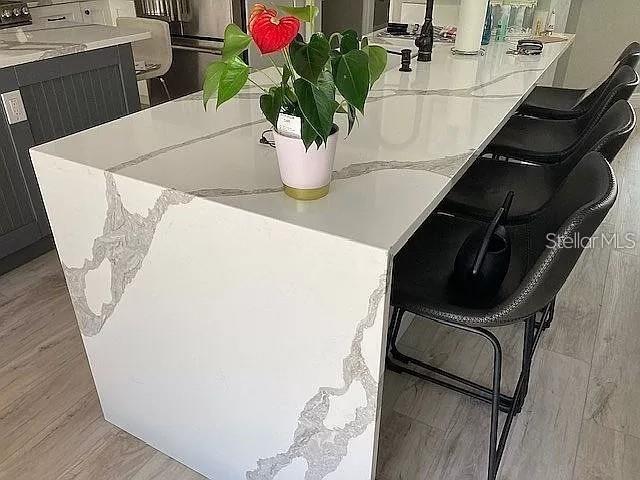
[283,184,330,201]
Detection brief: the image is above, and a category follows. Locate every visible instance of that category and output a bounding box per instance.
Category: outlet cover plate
[1,90,27,125]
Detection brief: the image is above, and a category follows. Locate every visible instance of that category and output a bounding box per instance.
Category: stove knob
[22,7,29,15]
[13,8,21,16]
[2,9,11,18]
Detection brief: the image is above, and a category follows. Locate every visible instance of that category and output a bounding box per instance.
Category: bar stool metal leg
[385,303,553,480]
[516,315,536,413]
[484,327,503,480]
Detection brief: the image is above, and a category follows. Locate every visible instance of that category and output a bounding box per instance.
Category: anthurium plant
[202,3,388,150]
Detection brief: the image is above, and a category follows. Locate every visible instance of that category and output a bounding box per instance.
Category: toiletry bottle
[495,5,509,41]
[545,9,556,35]
[482,1,492,46]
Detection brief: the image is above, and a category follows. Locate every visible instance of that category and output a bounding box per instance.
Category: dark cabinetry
[0,44,140,273]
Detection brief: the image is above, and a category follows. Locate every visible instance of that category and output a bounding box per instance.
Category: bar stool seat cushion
[486,114,581,163]
[443,100,635,222]
[392,213,530,314]
[441,160,562,222]
[519,86,587,120]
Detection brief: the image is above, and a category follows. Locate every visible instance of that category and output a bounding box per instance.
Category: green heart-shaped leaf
[293,78,338,149]
[221,24,251,60]
[290,33,330,83]
[217,56,249,108]
[260,87,284,129]
[363,45,388,86]
[334,49,370,113]
[278,5,319,22]
[340,29,359,54]
[202,61,227,109]
[317,70,336,100]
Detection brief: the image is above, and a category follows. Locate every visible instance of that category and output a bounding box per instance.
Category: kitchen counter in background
[0,21,148,68]
[30,36,572,479]
[0,21,148,273]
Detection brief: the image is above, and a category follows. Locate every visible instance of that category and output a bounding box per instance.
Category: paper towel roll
[455,0,488,53]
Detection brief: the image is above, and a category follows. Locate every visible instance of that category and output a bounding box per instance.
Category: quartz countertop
[32,35,573,252]
[0,21,150,68]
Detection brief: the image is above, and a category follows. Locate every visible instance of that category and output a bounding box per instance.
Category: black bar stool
[485,65,638,164]
[388,152,617,480]
[519,41,640,120]
[440,100,636,223]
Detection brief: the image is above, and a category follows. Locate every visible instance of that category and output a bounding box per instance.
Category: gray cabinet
[0,88,41,261]
[0,44,139,272]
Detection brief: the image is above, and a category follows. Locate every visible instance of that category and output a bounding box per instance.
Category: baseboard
[0,236,55,277]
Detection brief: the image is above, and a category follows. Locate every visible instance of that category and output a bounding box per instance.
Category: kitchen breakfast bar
[29,37,572,479]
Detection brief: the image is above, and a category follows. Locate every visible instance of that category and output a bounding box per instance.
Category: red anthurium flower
[249,4,300,55]
[249,4,277,32]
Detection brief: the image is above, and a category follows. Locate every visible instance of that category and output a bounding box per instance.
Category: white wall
[389,0,461,26]
[559,0,640,88]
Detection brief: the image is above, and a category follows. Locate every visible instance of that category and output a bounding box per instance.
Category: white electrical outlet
[1,90,27,125]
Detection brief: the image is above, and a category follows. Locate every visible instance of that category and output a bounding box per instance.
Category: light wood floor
[1,100,639,479]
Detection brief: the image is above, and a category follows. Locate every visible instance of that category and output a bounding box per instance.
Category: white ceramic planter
[273,126,339,200]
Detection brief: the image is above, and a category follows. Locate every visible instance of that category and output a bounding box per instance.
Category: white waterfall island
[30,37,572,479]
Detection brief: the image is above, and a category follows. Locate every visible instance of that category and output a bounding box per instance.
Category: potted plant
[202,2,388,200]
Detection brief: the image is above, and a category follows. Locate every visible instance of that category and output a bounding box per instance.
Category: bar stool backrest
[575,42,640,109]
[116,17,173,80]
[564,100,636,171]
[503,153,617,320]
[616,41,640,71]
[576,64,639,120]
[576,65,638,139]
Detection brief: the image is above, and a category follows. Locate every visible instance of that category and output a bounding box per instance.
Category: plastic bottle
[495,5,509,41]
[545,9,556,35]
[482,1,492,46]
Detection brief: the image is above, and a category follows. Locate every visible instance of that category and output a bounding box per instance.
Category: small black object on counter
[400,49,413,72]
[387,23,409,36]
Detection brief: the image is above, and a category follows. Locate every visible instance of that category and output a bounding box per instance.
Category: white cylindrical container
[545,9,556,34]
[273,126,339,201]
[455,0,488,54]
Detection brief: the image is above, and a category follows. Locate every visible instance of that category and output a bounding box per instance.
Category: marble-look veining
[247,275,387,480]
[30,35,573,480]
[63,173,192,337]
[0,21,150,68]
[188,152,474,199]
[369,67,547,99]
[107,119,270,173]
[330,151,477,182]
[68,150,473,341]
[0,39,86,55]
